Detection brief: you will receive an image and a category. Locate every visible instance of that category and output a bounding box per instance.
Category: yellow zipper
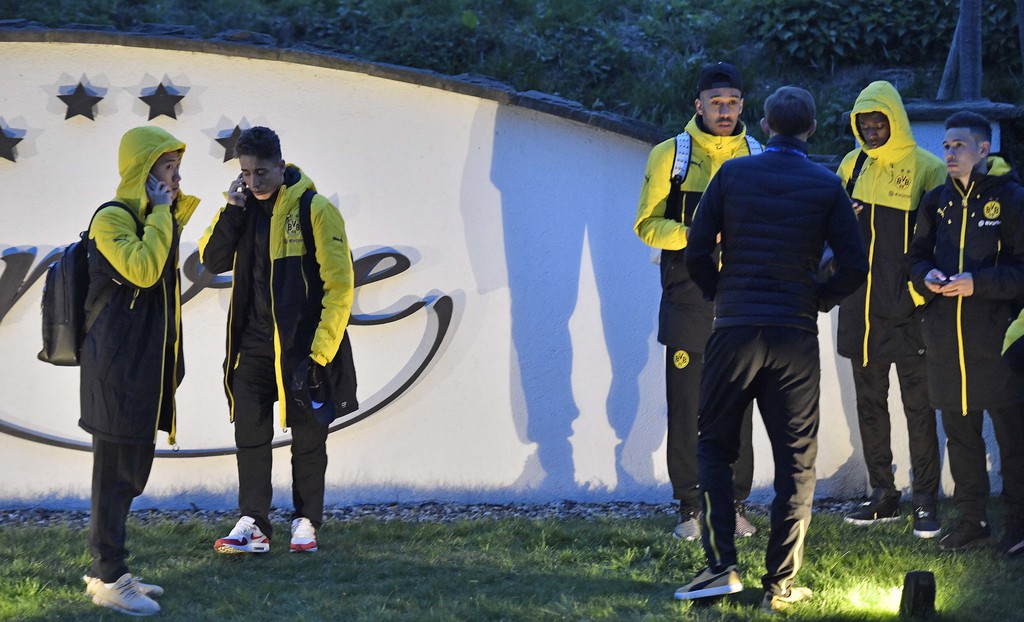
[955,185,972,415]
[862,202,876,366]
[169,247,181,446]
[269,207,287,430]
[154,282,169,444]
[225,253,239,422]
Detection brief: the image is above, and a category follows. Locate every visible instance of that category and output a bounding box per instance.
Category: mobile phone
[925,275,950,286]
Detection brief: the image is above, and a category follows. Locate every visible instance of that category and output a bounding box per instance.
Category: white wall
[0,35,978,509]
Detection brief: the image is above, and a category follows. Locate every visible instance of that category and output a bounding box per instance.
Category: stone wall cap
[904,99,1024,121]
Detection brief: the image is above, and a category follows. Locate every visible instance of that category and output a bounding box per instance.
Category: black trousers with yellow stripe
[666,347,754,510]
[697,326,819,596]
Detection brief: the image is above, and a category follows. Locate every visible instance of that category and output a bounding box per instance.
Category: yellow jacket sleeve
[634,139,687,250]
[309,195,355,366]
[90,203,174,289]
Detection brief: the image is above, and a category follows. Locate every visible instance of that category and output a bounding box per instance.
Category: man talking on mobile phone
[80,126,200,616]
[200,126,357,556]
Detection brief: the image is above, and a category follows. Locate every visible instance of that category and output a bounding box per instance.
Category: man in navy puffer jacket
[675,86,868,612]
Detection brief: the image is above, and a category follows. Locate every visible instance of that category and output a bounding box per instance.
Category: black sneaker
[999,520,1024,557]
[937,520,990,551]
[912,506,941,539]
[672,505,702,541]
[845,492,900,525]
[674,564,743,600]
[734,502,757,538]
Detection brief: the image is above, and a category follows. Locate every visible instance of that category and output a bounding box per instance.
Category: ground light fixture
[899,570,936,619]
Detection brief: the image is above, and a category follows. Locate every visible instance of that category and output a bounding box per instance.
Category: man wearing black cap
[634,62,762,541]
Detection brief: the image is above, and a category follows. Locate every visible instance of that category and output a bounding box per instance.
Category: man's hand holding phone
[925,269,975,297]
[226,174,248,207]
[146,174,173,206]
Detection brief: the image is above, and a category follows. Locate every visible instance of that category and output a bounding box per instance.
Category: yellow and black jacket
[634,115,761,351]
[79,126,200,445]
[199,165,354,428]
[836,81,946,365]
[909,157,1024,413]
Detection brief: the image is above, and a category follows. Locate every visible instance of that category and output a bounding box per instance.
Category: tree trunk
[937,19,960,99]
[958,0,982,99]
[1018,0,1024,77]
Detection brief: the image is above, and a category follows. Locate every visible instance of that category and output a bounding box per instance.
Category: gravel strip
[0,499,861,530]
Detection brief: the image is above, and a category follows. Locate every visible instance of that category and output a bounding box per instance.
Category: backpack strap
[745,135,763,155]
[297,188,320,284]
[671,131,692,184]
[84,201,141,334]
[664,132,692,223]
[845,150,870,197]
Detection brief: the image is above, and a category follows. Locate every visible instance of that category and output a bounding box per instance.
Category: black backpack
[38,201,136,366]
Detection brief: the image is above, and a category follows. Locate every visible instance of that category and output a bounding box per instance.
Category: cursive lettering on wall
[0,244,454,455]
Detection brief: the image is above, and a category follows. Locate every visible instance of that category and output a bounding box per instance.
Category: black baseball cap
[697,62,743,95]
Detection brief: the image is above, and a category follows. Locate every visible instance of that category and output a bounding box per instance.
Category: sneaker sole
[91,594,160,617]
[215,542,270,554]
[1008,542,1024,557]
[913,528,941,539]
[290,543,319,553]
[674,583,743,600]
[844,516,901,526]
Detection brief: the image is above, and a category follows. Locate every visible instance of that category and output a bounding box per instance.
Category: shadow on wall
[483,105,662,500]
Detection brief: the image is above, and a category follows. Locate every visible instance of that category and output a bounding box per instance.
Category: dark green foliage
[748,0,1020,71]
[1,0,1022,158]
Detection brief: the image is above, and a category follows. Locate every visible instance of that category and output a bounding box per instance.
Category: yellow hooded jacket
[634,115,761,350]
[835,81,946,365]
[78,126,199,446]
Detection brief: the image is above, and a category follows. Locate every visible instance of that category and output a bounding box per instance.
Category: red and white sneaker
[215,516,270,554]
[290,517,318,553]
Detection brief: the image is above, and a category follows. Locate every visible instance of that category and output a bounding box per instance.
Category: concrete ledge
[904,98,1024,122]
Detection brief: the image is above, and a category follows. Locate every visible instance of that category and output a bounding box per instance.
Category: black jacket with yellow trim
[79,126,199,445]
[909,157,1024,412]
[199,165,354,428]
[634,115,761,351]
[836,81,947,365]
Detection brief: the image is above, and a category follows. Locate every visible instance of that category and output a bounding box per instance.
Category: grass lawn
[0,500,1019,621]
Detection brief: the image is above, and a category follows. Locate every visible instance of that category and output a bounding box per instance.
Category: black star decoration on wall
[0,126,23,162]
[57,82,104,120]
[139,83,185,120]
[216,125,244,162]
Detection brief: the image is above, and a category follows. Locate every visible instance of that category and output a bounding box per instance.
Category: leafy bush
[748,0,1019,71]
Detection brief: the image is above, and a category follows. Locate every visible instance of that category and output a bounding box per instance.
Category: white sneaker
[84,574,163,598]
[89,572,161,616]
[290,517,318,553]
[214,516,271,554]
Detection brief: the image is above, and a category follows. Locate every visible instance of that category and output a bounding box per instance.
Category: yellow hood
[850,81,916,165]
[115,126,186,217]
